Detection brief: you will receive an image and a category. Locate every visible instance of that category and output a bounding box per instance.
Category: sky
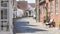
[16,0,35,3]
[25,0,35,3]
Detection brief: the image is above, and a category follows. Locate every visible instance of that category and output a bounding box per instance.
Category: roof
[28,3,35,8]
[17,1,28,10]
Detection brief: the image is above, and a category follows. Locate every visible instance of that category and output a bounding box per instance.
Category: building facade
[36,0,60,28]
[47,0,60,28]
[17,1,28,17]
[28,3,35,17]
[0,0,14,34]
[17,1,28,10]
[36,0,40,22]
[13,0,17,18]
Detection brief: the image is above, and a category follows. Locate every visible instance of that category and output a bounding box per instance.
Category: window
[1,21,9,31]
[1,0,8,7]
[1,9,7,19]
[1,0,8,1]
[55,0,58,14]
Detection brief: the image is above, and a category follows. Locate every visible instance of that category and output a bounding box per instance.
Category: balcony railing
[40,0,45,3]
[49,0,53,1]
[39,0,46,5]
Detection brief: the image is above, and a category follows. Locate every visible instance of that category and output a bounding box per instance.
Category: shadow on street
[13,18,48,34]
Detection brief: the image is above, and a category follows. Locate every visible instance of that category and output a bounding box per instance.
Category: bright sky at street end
[16,0,35,3]
[25,0,35,3]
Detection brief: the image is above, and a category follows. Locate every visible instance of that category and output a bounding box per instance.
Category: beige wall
[36,0,40,22]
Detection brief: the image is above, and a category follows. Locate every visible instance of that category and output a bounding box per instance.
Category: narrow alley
[13,17,60,34]
[0,0,60,34]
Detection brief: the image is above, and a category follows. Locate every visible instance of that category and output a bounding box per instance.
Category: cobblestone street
[13,17,60,34]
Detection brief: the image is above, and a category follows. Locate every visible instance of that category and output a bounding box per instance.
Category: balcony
[49,0,54,1]
[39,0,45,3]
[39,0,46,5]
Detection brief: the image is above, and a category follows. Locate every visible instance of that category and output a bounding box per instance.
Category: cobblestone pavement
[13,17,60,34]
